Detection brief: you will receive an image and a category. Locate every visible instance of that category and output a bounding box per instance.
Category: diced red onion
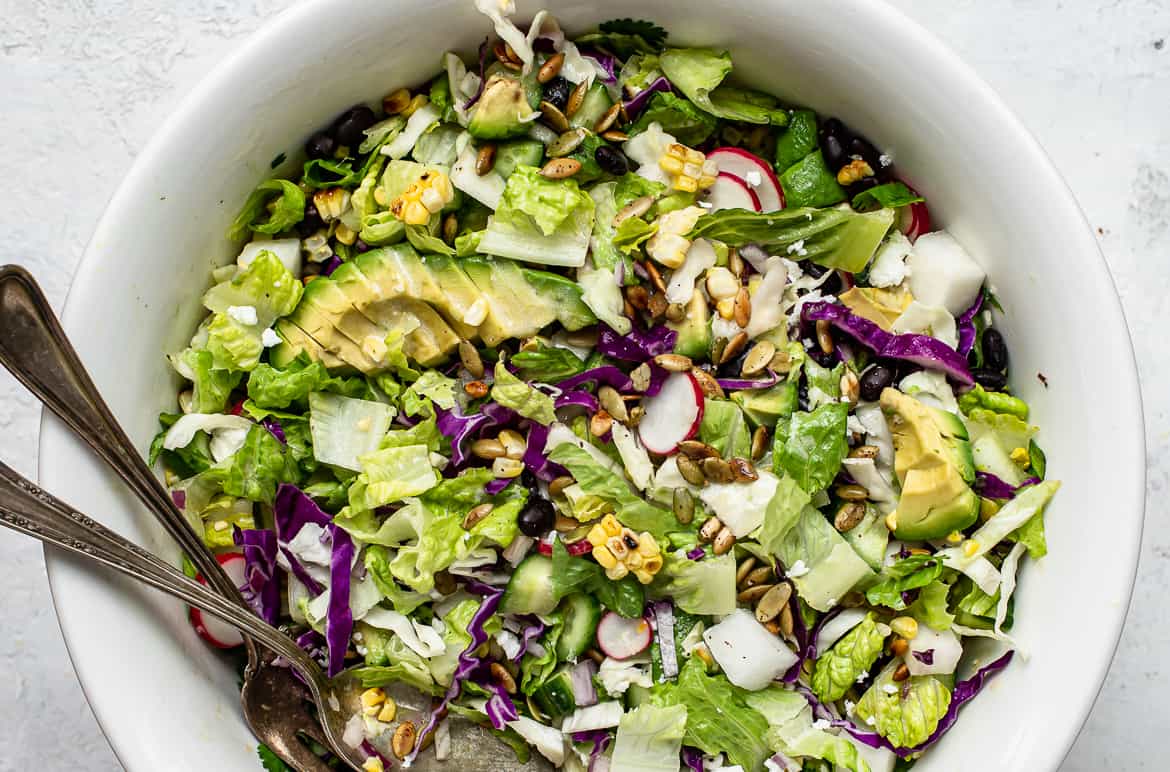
[570,659,600,707]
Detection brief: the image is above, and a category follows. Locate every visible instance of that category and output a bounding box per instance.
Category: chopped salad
[153,4,1060,771]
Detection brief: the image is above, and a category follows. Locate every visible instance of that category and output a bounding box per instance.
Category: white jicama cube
[703,609,798,690]
[699,471,780,537]
[906,231,986,316]
[905,625,964,677]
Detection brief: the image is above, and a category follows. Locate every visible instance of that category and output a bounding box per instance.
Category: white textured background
[0,1,1165,770]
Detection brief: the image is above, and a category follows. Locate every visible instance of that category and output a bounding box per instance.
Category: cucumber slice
[556,593,601,661]
[569,82,614,130]
[501,554,557,615]
[532,667,577,717]
[495,140,546,180]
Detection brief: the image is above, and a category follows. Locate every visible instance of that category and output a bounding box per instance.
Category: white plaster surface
[0,1,1165,770]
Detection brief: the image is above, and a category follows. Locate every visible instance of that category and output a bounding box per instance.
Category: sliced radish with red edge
[637,371,704,455]
[537,538,592,557]
[894,181,931,242]
[702,172,761,213]
[190,552,247,649]
[596,611,653,660]
[708,147,785,211]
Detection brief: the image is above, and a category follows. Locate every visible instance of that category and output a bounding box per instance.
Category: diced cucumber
[625,683,653,709]
[532,666,577,717]
[494,140,546,180]
[556,593,602,661]
[569,82,614,131]
[501,554,557,615]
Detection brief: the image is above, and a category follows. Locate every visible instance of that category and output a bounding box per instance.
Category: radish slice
[596,612,653,660]
[190,553,247,649]
[708,147,785,211]
[702,171,761,212]
[537,538,592,557]
[894,181,931,242]
[637,371,704,454]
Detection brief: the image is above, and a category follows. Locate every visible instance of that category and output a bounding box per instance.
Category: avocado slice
[358,245,479,341]
[420,253,490,334]
[468,74,538,140]
[667,287,712,360]
[270,319,350,371]
[462,256,558,346]
[520,268,598,331]
[731,380,798,429]
[880,387,979,540]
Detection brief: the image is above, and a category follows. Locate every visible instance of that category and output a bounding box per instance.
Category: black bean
[721,349,750,378]
[818,271,844,297]
[305,130,335,160]
[332,105,378,147]
[517,497,556,537]
[797,381,810,412]
[297,201,325,236]
[820,117,847,141]
[859,364,895,401]
[808,349,837,367]
[848,135,882,171]
[543,76,572,111]
[981,328,1009,371]
[972,368,1008,391]
[355,239,371,253]
[847,176,880,197]
[595,145,629,175]
[821,133,848,172]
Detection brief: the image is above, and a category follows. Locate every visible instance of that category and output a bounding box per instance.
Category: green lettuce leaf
[775,110,819,172]
[381,414,443,454]
[205,313,264,371]
[866,554,946,611]
[958,384,1029,419]
[612,217,658,254]
[781,150,846,209]
[203,250,303,327]
[651,658,772,771]
[302,158,358,189]
[404,370,457,410]
[479,166,595,266]
[551,539,645,617]
[745,686,872,772]
[228,179,305,241]
[491,359,556,425]
[612,704,688,772]
[520,612,564,694]
[852,182,924,212]
[856,664,952,749]
[149,413,214,478]
[689,207,895,273]
[803,356,844,408]
[811,614,885,702]
[1012,507,1048,559]
[777,503,874,611]
[221,425,300,504]
[430,599,480,686]
[628,91,718,146]
[546,442,676,537]
[405,223,457,256]
[363,546,430,613]
[197,495,256,548]
[658,48,787,124]
[247,358,332,409]
[755,475,812,556]
[512,342,586,382]
[698,399,751,460]
[773,402,849,494]
[347,445,438,510]
[173,348,242,413]
[907,579,955,631]
[615,173,667,207]
[351,622,441,694]
[653,552,737,616]
[588,182,634,279]
[257,744,293,772]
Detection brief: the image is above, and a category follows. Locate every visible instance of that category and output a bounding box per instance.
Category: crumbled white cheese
[785,239,808,257]
[226,305,258,326]
[811,718,832,731]
[744,170,763,188]
[882,683,899,694]
[260,327,281,347]
[787,559,810,578]
[845,699,857,716]
[697,199,714,208]
[879,153,893,167]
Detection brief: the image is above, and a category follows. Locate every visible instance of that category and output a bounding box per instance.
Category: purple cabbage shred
[463,38,490,110]
[232,527,280,625]
[623,76,673,117]
[261,416,286,444]
[557,366,634,392]
[597,323,677,362]
[975,471,1041,499]
[320,255,342,277]
[913,649,935,665]
[956,292,984,356]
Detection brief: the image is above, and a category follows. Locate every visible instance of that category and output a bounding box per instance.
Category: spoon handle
[0,265,245,606]
[0,459,316,674]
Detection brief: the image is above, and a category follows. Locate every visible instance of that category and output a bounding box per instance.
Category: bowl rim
[40,0,1146,770]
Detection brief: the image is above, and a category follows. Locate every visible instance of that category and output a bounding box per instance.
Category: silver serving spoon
[0,267,542,771]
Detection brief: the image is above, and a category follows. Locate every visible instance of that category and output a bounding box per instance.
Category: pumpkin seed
[673,488,695,524]
[698,515,723,543]
[539,100,570,132]
[755,582,793,623]
[383,88,412,115]
[594,102,622,134]
[728,248,745,278]
[677,453,707,487]
[849,444,879,459]
[456,341,483,379]
[598,386,629,422]
[602,130,630,142]
[548,127,587,157]
[490,661,517,693]
[548,475,575,497]
[816,319,834,353]
[730,457,759,483]
[835,484,869,501]
[628,405,645,427]
[666,302,687,322]
[566,80,589,117]
[629,362,652,392]
[475,143,497,175]
[392,721,416,759]
[840,370,860,404]
[702,456,735,484]
[751,425,770,461]
[743,565,774,589]
[735,557,758,587]
[890,637,910,657]
[555,513,580,532]
[625,284,649,310]
[590,409,613,437]
[689,367,725,399]
[893,663,911,682]
[764,619,782,635]
[464,380,489,398]
[710,336,727,366]
[644,261,667,293]
[719,331,749,365]
[653,353,693,372]
[741,341,776,377]
[833,502,866,532]
[442,212,459,244]
[647,292,667,320]
[613,194,654,226]
[498,429,527,460]
[541,157,582,179]
[565,327,598,347]
[733,287,752,328]
[737,583,772,602]
[471,438,506,460]
[779,603,795,638]
[770,348,794,373]
[587,648,606,664]
[712,525,736,555]
[462,502,494,530]
[537,52,565,83]
[678,440,719,459]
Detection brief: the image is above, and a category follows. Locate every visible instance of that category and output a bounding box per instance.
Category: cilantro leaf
[598,18,668,48]
[257,744,294,772]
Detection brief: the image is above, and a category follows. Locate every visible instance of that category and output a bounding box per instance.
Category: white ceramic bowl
[40,0,1143,769]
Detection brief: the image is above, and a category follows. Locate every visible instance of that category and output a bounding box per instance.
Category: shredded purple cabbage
[913,649,935,665]
[569,659,599,706]
[406,580,504,766]
[484,477,511,496]
[686,547,705,561]
[436,403,516,467]
[360,740,392,767]
[463,38,490,110]
[802,301,974,386]
[261,416,286,444]
[280,545,326,596]
[520,422,566,482]
[320,255,342,277]
[513,619,548,663]
[274,483,333,540]
[572,730,612,771]
[556,389,601,413]
[681,746,705,771]
[597,323,677,362]
[171,490,186,509]
[717,370,782,391]
[580,49,618,83]
[644,364,671,397]
[623,76,673,117]
[324,524,354,677]
[557,366,635,392]
[482,680,520,729]
[956,292,984,356]
[975,471,1042,499]
[232,527,280,625]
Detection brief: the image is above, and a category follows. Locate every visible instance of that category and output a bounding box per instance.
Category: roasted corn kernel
[659,143,718,192]
[314,187,351,222]
[591,522,663,584]
[1010,446,1030,466]
[645,206,704,269]
[389,169,454,225]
